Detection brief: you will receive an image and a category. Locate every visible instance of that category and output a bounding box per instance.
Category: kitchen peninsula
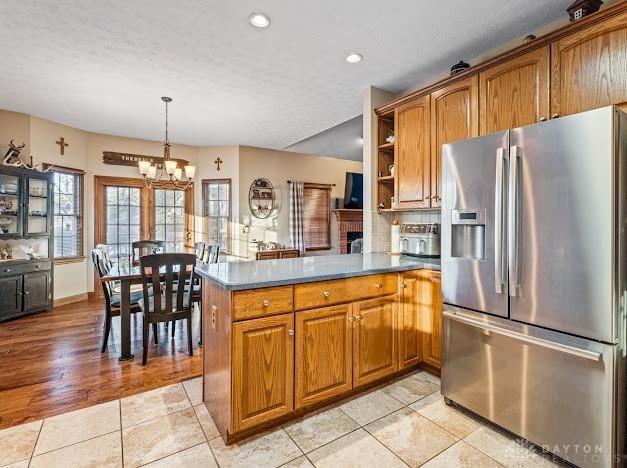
[195,253,441,443]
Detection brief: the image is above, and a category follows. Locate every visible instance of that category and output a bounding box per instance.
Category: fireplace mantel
[333,209,363,254]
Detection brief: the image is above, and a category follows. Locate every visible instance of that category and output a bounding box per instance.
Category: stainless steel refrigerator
[441,106,627,468]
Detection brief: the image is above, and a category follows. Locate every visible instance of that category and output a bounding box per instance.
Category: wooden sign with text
[102,151,189,168]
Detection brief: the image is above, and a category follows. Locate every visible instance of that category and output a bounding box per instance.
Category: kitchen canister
[390,219,401,255]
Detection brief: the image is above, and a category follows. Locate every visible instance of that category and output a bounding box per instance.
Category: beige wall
[194,145,241,254]
[2,109,363,299]
[1,110,201,299]
[0,110,31,158]
[238,146,363,257]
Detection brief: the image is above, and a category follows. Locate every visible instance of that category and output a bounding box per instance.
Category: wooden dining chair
[139,253,196,365]
[132,240,165,264]
[193,242,205,261]
[194,244,219,345]
[91,248,143,353]
[201,244,220,264]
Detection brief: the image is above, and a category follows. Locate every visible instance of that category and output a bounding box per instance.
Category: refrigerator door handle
[508,146,521,297]
[443,311,603,362]
[494,148,507,294]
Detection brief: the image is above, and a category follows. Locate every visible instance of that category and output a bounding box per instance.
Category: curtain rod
[287,180,336,186]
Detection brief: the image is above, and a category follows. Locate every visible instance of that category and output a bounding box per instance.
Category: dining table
[101,262,193,361]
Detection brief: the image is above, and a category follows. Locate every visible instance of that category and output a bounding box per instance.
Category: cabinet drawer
[232,285,294,321]
[0,260,51,278]
[294,274,397,310]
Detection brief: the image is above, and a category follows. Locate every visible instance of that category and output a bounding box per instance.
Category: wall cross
[214,157,223,171]
[56,137,69,155]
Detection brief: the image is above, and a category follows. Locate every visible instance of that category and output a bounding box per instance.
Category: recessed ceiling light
[345,53,363,64]
[249,13,270,28]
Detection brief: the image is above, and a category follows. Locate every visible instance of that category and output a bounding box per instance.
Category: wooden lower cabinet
[352,295,398,387]
[418,270,442,369]
[205,268,443,442]
[232,313,294,432]
[295,304,353,409]
[398,273,421,369]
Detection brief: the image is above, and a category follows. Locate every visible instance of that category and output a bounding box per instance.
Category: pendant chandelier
[138,96,195,190]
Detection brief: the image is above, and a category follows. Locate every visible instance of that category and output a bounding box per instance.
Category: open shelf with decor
[376,109,396,211]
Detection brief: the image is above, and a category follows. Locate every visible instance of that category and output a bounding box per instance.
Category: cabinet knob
[401,283,407,289]
[288,329,294,336]
[35,265,40,269]
[348,316,355,322]
[355,315,363,321]
[24,291,30,295]
[262,299,270,307]
[539,116,547,122]
[551,113,560,119]
[4,269,10,273]
[323,291,330,298]
[375,283,382,289]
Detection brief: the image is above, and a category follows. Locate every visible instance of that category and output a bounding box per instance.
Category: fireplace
[333,209,363,254]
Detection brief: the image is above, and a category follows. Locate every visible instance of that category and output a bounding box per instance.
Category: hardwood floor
[0,297,202,429]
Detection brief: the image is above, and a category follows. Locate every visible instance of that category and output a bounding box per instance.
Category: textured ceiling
[0,1,568,150]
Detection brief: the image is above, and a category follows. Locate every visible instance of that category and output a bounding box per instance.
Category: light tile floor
[0,371,567,468]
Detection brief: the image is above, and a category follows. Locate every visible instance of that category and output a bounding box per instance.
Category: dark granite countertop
[195,253,440,291]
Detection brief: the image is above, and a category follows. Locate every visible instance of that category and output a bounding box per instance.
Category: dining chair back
[92,248,114,305]
[202,244,220,264]
[139,253,196,364]
[132,240,165,263]
[92,247,143,352]
[194,242,205,260]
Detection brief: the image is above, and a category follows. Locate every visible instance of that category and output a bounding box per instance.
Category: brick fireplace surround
[333,209,363,254]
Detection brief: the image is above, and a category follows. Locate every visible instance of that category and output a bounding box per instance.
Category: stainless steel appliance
[441,106,627,468]
[400,223,440,258]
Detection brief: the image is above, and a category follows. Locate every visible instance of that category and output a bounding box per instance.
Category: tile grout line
[280,426,306,466]
[188,399,221,468]
[135,441,207,468]
[27,418,44,468]
[119,398,125,468]
[120,383,192,430]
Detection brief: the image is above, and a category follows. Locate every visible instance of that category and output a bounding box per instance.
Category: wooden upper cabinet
[479,46,550,134]
[232,313,294,432]
[430,76,479,207]
[395,96,431,209]
[419,270,442,370]
[295,304,353,409]
[551,13,627,117]
[352,295,398,387]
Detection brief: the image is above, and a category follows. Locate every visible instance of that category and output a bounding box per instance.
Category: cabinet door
[430,76,479,208]
[23,271,50,312]
[353,295,397,387]
[395,96,431,209]
[0,172,23,237]
[25,176,50,236]
[419,271,442,369]
[398,273,420,369]
[232,313,294,432]
[479,46,550,134]
[0,275,23,319]
[295,304,352,408]
[551,13,627,117]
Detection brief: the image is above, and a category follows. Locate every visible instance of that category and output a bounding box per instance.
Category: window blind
[303,184,331,250]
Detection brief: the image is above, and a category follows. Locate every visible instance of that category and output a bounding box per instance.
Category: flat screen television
[343,172,363,209]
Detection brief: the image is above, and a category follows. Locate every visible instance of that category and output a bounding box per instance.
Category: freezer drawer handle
[494,147,507,294]
[443,311,602,362]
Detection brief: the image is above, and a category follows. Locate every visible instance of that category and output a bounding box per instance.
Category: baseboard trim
[53,292,89,308]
